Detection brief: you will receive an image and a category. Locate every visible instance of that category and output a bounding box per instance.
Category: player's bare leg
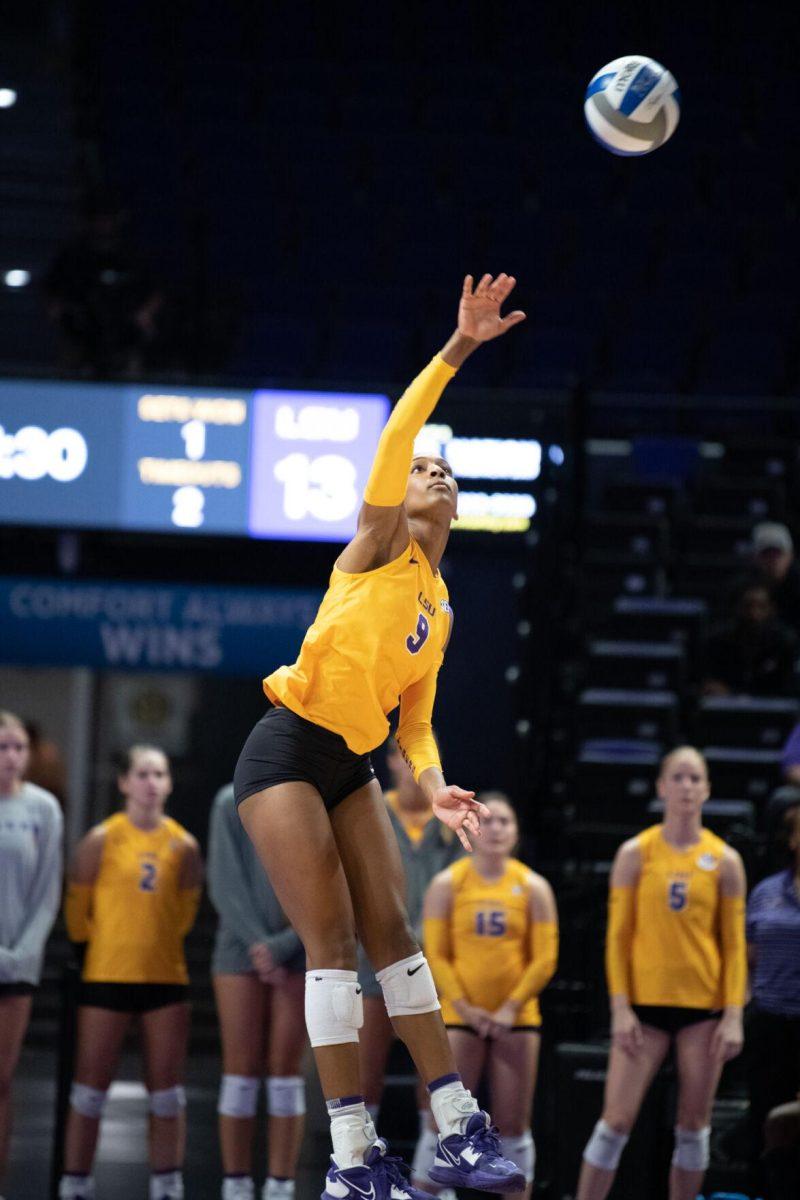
[332,782,525,1192]
[576,1025,670,1200]
[669,1020,724,1200]
[214,973,267,1177]
[141,999,190,1199]
[265,971,307,1181]
[488,1032,540,1200]
[61,1006,132,1194]
[0,993,32,1186]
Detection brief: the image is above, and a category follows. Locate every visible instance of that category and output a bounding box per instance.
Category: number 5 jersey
[76,812,196,984]
[623,823,738,1009]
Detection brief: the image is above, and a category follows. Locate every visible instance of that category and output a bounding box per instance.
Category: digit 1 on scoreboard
[180,419,206,461]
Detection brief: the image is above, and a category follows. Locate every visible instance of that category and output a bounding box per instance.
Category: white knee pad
[149,1085,186,1118]
[266,1075,306,1116]
[218,1074,259,1118]
[375,952,440,1018]
[583,1119,629,1170]
[501,1131,536,1184]
[305,969,363,1047]
[69,1082,107,1119]
[671,1125,710,1171]
[412,1125,439,1181]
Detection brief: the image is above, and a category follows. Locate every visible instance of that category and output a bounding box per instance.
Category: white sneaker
[263,1181,295,1200]
[438,1190,458,1200]
[223,1179,255,1200]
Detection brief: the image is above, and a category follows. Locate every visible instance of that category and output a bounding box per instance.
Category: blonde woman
[576,746,747,1200]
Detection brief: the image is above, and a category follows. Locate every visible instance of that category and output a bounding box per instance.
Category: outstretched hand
[432,786,490,852]
[458,273,526,343]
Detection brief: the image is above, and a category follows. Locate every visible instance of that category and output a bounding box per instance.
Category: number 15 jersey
[83,812,192,984]
[264,536,450,756]
[630,823,728,1008]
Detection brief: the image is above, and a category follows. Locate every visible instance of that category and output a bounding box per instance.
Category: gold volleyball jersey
[83,812,192,984]
[264,537,450,754]
[441,857,542,1026]
[630,823,728,1008]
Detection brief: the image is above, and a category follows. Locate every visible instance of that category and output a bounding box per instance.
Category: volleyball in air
[584,57,680,155]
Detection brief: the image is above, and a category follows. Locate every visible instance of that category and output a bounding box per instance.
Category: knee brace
[266,1075,306,1116]
[375,952,440,1018]
[305,969,363,1047]
[671,1126,710,1172]
[218,1074,259,1118]
[69,1082,107,1119]
[149,1085,186,1118]
[501,1131,536,1184]
[411,1125,439,1181]
[583,1119,629,1170]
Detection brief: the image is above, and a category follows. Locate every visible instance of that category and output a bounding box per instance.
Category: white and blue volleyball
[584,56,680,156]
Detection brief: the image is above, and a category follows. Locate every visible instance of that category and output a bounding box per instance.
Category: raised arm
[337,274,525,574]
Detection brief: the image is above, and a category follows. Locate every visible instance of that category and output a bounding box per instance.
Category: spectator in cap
[751,523,800,636]
[702,582,798,698]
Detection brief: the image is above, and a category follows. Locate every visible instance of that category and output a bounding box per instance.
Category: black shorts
[632,1004,721,1035]
[0,982,35,998]
[79,982,189,1013]
[234,704,376,812]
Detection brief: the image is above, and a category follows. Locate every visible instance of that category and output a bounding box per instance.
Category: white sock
[59,1177,95,1200]
[428,1078,479,1138]
[150,1169,184,1199]
[366,1102,380,1126]
[412,1125,439,1181]
[263,1179,295,1200]
[327,1096,377,1168]
[223,1179,255,1200]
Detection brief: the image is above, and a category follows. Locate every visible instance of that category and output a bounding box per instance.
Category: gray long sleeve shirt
[0,783,63,984]
[207,784,301,965]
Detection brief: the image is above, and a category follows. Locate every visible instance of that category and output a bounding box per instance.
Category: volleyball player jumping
[234,275,526,1200]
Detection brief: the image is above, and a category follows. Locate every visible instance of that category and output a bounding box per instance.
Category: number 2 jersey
[436,857,545,1027]
[82,812,193,984]
[264,536,450,757]
[628,823,730,1008]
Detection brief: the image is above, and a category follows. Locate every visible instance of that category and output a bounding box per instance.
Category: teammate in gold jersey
[235,275,528,1200]
[576,746,747,1200]
[60,746,203,1200]
[418,793,558,1200]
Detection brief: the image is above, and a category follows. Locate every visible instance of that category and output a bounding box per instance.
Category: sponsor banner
[0,576,321,675]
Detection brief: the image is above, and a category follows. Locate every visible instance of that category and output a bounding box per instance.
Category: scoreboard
[0,378,550,541]
[0,379,388,541]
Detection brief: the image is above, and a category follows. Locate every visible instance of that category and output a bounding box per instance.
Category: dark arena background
[1,3,799,1199]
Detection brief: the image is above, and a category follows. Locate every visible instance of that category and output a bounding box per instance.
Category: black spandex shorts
[79,982,189,1013]
[234,704,376,812]
[632,1004,721,1035]
[0,982,35,998]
